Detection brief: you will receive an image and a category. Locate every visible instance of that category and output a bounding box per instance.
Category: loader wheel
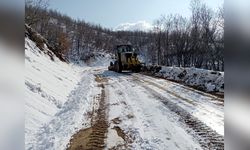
[135,66,141,73]
[115,61,122,73]
[114,62,117,72]
[114,61,118,72]
[118,64,122,73]
[108,62,113,71]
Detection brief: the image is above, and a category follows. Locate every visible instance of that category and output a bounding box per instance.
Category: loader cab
[115,45,136,64]
[116,45,134,53]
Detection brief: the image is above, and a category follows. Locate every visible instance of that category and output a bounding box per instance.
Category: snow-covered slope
[115,21,153,32]
[25,36,82,149]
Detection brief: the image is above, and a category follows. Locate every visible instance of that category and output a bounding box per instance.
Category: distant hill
[115,21,153,32]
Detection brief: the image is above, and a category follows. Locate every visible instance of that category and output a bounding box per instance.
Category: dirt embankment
[67,75,108,150]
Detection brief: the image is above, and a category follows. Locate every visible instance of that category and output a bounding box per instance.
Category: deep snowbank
[144,66,224,94]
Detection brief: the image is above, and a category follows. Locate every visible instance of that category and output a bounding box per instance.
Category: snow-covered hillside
[25,35,84,148]
[115,21,153,32]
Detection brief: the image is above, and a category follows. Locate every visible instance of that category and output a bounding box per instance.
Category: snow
[102,70,203,150]
[106,128,125,149]
[133,74,224,136]
[88,52,112,67]
[25,34,114,149]
[155,66,224,93]
[25,37,90,149]
[33,70,98,149]
[114,21,153,32]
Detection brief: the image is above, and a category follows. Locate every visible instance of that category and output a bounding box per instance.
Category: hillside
[25,25,82,149]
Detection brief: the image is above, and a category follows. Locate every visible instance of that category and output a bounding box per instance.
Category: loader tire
[114,61,122,73]
[117,63,122,73]
[118,64,122,73]
[133,66,141,73]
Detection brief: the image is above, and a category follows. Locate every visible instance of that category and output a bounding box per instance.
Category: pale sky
[48,0,224,29]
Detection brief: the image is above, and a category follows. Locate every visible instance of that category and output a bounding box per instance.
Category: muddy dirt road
[67,68,224,150]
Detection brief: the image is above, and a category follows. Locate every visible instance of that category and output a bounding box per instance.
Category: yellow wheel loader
[108,45,141,73]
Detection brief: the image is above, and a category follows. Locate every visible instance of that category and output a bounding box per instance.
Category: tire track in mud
[67,75,108,150]
[133,77,224,150]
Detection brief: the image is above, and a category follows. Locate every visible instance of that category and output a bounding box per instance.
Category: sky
[48,0,224,29]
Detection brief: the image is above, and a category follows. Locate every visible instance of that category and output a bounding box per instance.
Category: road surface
[67,67,224,150]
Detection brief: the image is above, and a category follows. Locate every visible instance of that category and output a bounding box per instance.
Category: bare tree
[153,16,165,65]
[25,0,49,26]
